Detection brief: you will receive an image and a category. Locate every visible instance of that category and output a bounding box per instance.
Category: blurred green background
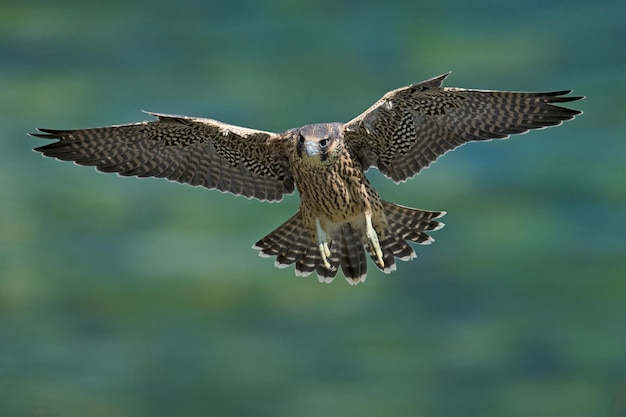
[1,0,624,416]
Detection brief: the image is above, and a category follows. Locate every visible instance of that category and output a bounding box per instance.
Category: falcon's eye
[319,138,329,148]
[298,134,305,144]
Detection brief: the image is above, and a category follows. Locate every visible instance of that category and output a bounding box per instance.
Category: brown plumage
[30,73,583,285]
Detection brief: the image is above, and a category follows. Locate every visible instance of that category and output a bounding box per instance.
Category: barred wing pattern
[343,73,583,183]
[32,112,294,201]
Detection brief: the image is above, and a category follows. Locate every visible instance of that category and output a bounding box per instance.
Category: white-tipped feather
[432,222,446,231]
[274,260,290,269]
[317,275,335,284]
[253,201,446,284]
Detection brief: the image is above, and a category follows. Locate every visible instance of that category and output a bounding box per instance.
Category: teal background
[1,1,625,416]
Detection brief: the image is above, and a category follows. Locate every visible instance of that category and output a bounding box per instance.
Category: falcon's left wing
[31,112,294,202]
[343,73,583,183]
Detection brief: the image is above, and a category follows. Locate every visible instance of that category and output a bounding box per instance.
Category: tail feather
[380,230,417,261]
[339,224,368,284]
[382,201,445,245]
[295,248,319,277]
[382,201,445,229]
[274,226,308,267]
[253,211,303,257]
[252,212,310,273]
[253,201,445,285]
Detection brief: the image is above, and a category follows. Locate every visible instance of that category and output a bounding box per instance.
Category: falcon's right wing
[31,112,295,202]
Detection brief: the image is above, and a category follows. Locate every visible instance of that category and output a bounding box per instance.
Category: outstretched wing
[342,73,583,183]
[31,112,294,202]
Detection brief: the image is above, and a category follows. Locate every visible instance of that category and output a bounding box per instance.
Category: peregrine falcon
[30,73,583,285]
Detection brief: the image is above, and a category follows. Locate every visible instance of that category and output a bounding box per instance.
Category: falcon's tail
[252,202,445,285]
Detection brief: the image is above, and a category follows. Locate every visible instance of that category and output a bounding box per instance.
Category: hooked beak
[303,141,321,157]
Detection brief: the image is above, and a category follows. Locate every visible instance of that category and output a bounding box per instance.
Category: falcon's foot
[315,217,333,269]
[365,213,385,268]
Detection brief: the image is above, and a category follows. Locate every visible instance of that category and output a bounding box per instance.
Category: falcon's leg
[365,212,385,268]
[315,217,332,269]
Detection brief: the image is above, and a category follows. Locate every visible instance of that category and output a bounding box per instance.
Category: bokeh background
[1,1,624,416]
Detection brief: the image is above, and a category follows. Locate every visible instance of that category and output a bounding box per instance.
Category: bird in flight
[31,73,583,285]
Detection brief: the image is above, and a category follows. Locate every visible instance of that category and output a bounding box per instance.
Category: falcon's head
[294,123,343,166]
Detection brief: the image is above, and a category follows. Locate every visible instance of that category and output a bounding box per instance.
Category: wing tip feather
[28,128,67,140]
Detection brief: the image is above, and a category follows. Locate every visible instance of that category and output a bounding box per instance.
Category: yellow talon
[365,213,385,268]
[316,217,332,269]
[319,242,331,269]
